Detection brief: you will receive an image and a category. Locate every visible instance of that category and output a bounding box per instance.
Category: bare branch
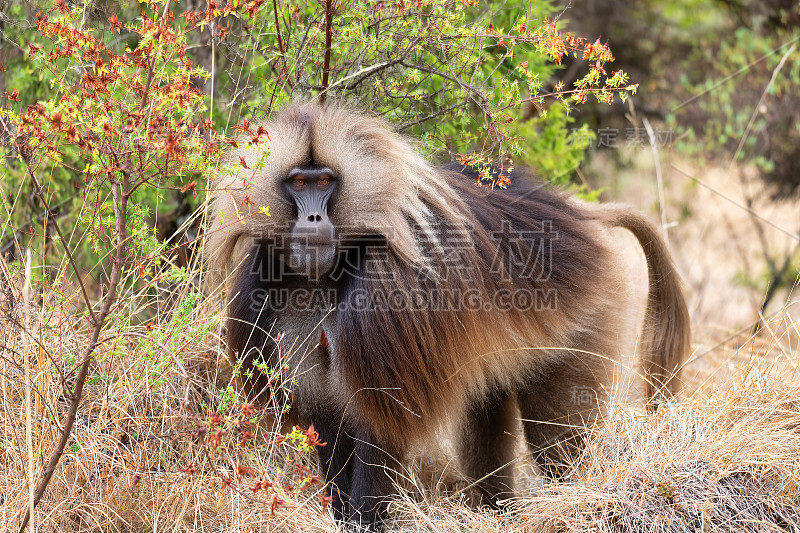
[320,0,334,105]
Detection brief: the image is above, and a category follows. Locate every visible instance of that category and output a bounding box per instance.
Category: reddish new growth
[237,464,256,481]
[319,494,334,514]
[16,9,226,177]
[534,18,614,65]
[250,125,270,146]
[182,401,328,517]
[180,464,198,476]
[108,15,123,33]
[482,16,636,114]
[270,495,285,516]
[180,180,198,198]
[302,424,327,448]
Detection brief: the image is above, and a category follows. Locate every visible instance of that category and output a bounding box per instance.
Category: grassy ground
[1,157,799,532]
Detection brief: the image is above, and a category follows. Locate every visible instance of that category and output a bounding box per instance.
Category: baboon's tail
[601,205,691,403]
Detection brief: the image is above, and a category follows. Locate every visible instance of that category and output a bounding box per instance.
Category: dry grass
[2,254,799,532]
[0,260,336,532]
[512,362,800,532]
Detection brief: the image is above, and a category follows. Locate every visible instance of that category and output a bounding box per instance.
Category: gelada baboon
[206,103,690,528]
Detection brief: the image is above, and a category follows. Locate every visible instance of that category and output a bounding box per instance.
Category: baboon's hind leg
[456,390,519,507]
[518,352,608,479]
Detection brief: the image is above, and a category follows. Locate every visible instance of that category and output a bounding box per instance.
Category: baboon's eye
[317,174,336,191]
[292,177,306,190]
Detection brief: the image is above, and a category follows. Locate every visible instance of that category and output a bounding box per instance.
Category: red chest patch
[320,329,329,349]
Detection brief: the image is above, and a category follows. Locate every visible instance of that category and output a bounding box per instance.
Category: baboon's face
[282,166,339,280]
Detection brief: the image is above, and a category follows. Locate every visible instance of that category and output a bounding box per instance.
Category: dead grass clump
[512,366,800,532]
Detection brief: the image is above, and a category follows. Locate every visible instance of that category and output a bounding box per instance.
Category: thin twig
[398,102,465,132]
[643,116,670,247]
[671,34,800,112]
[272,0,286,73]
[730,44,796,169]
[398,60,486,104]
[759,243,800,317]
[671,165,799,242]
[210,20,216,124]
[23,250,34,533]
[139,1,172,112]
[320,0,333,105]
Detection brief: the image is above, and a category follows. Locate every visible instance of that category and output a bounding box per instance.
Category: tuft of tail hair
[602,205,691,404]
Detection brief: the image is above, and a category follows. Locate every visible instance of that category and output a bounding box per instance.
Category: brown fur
[206,103,691,526]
